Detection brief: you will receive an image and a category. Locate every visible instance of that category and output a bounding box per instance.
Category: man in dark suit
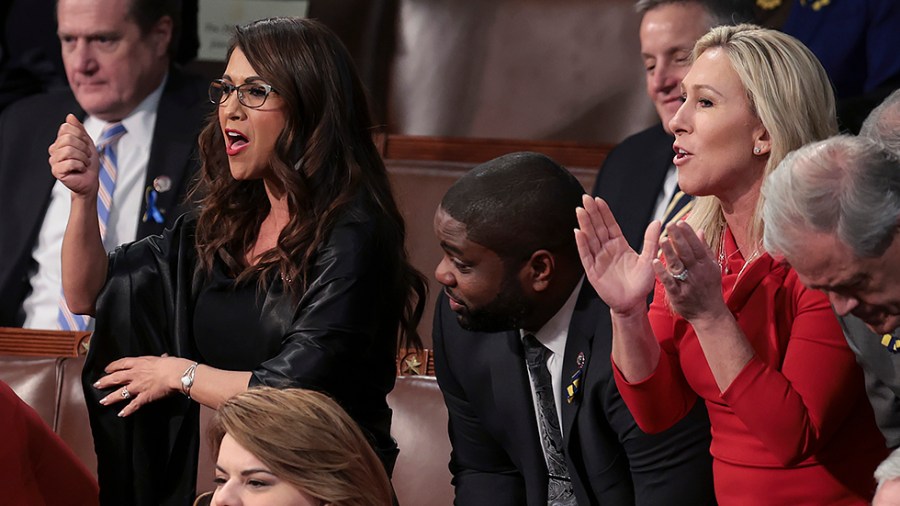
[0,0,209,327]
[592,0,750,249]
[433,152,714,505]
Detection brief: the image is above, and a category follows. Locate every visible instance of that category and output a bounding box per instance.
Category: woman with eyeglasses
[49,17,425,505]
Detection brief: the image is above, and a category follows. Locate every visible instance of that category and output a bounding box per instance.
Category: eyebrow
[812,273,869,292]
[220,74,268,84]
[439,241,464,256]
[215,465,277,477]
[682,83,724,97]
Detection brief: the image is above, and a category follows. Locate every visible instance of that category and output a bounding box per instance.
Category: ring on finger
[669,268,689,282]
[122,386,131,400]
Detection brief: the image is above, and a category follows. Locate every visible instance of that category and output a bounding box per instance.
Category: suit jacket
[591,123,674,251]
[432,283,715,505]
[841,315,900,448]
[0,66,210,326]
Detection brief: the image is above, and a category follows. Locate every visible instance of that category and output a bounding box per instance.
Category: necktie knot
[97,122,127,150]
[523,334,549,368]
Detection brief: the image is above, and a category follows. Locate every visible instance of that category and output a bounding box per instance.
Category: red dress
[613,229,887,505]
[0,381,98,505]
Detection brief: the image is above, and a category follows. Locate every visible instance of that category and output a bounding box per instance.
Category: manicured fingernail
[99,396,109,405]
[117,409,126,417]
[93,381,101,388]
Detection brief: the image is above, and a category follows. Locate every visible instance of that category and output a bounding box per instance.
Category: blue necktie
[58,122,127,331]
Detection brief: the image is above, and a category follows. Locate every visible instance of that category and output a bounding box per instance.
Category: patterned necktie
[662,185,693,227]
[58,122,127,331]
[523,334,577,506]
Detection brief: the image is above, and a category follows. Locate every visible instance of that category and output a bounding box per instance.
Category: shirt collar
[84,72,168,140]
[520,277,584,357]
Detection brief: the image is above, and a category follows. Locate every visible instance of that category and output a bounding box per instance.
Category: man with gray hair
[862,88,900,156]
[591,0,750,250]
[762,134,900,447]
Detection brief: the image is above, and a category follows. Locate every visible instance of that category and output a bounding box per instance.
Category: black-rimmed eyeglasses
[208,79,277,109]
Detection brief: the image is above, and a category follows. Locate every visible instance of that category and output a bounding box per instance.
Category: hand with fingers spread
[93,355,194,417]
[575,194,661,315]
[48,114,100,198]
[652,221,729,322]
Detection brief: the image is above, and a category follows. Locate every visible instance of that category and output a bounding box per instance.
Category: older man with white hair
[762,131,900,448]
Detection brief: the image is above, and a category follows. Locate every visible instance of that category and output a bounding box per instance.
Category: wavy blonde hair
[209,387,393,506]
[684,24,837,254]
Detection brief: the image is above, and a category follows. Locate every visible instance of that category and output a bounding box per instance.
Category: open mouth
[673,144,692,164]
[225,129,249,155]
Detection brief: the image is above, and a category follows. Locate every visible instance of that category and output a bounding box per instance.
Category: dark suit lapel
[491,330,547,480]
[561,282,599,439]
[138,69,206,237]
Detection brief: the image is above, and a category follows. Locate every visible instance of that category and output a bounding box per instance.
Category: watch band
[181,362,199,399]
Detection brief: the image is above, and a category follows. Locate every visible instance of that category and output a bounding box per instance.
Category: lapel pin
[142,176,171,224]
[576,351,585,368]
[566,368,583,404]
[153,175,172,192]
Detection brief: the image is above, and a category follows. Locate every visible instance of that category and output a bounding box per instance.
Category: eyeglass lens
[209,81,272,108]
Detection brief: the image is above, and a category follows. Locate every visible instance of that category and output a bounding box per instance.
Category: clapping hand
[653,221,728,322]
[575,195,660,316]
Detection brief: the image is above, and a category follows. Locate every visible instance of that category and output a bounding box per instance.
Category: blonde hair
[209,387,393,506]
[684,24,837,254]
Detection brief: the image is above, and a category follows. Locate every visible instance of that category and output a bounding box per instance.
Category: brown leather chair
[389,375,453,505]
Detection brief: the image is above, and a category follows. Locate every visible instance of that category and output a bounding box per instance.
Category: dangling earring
[753,146,761,155]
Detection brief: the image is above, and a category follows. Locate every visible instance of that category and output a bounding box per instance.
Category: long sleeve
[720,274,874,466]
[612,280,700,434]
[249,212,399,470]
[432,294,530,506]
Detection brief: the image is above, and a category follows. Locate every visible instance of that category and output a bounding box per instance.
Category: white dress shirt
[650,164,680,223]
[22,76,167,329]
[522,277,584,444]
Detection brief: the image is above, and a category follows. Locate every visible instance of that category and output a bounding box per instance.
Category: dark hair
[127,0,182,57]
[635,0,753,27]
[193,17,425,350]
[440,152,585,264]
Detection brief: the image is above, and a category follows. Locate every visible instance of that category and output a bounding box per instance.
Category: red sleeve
[0,382,99,505]
[721,275,866,466]
[612,280,698,434]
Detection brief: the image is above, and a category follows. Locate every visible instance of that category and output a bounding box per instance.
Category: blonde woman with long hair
[576,25,886,503]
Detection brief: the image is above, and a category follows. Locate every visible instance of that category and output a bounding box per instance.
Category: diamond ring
[670,268,689,282]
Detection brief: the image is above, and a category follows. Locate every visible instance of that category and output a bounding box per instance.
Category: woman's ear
[753,127,771,156]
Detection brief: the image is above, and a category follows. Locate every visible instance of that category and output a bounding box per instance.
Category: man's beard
[455,276,533,333]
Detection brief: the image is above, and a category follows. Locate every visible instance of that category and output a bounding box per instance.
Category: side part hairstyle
[683,24,838,254]
[193,17,425,349]
[762,135,900,259]
[209,387,393,506]
[861,88,900,157]
[440,151,585,266]
[634,0,753,26]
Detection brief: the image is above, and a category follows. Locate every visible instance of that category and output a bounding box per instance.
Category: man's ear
[526,250,555,292]
[148,15,174,58]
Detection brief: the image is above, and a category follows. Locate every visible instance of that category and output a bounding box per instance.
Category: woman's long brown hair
[192,17,425,350]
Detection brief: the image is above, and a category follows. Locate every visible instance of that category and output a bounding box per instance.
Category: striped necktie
[58,122,127,331]
[662,185,693,227]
